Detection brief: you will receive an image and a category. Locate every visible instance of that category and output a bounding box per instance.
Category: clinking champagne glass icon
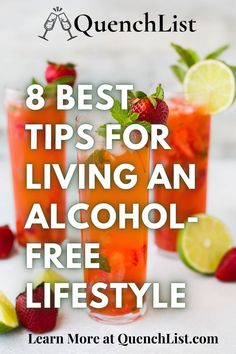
[38,12,57,41]
[58,12,77,41]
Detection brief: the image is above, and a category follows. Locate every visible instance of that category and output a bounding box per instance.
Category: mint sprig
[30,76,75,98]
[171,43,199,68]
[171,43,231,83]
[97,84,166,137]
[97,98,151,137]
[90,252,111,273]
[110,99,139,125]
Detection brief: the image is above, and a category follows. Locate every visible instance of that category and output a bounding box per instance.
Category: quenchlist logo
[38,10,197,41]
[38,7,77,41]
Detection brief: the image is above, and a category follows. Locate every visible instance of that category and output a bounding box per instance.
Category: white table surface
[0,157,236,354]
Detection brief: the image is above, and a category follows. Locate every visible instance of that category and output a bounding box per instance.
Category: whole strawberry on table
[16,284,58,333]
[0,225,15,259]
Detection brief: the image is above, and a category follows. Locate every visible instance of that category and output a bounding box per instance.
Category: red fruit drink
[153,96,211,252]
[6,89,66,246]
[77,129,150,324]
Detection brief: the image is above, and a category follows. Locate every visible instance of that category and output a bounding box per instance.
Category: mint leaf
[98,100,140,138]
[44,83,57,97]
[110,99,129,125]
[187,49,200,63]
[65,62,76,68]
[227,65,236,100]
[228,65,236,79]
[53,75,75,84]
[205,45,229,59]
[171,43,198,67]
[90,252,111,273]
[31,77,41,85]
[171,65,186,83]
[85,149,109,166]
[129,112,140,122]
[96,124,107,138]
[98,254,111,272]
[96,124,123,138]
[137,120,151,133]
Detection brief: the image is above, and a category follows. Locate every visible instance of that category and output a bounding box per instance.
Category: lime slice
[0,291,19,333]
[33,269,68,289]
[184,59,235,114]
[178,214,233,274]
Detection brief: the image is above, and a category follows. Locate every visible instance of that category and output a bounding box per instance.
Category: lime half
[178,214,233,274]
[33,269,68,290]
[184,59,235,114]
[0,291,18,333]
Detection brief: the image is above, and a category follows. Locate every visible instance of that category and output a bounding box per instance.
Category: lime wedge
[33,269,68,289]
[177,214,233,274]
[0,291,19,333]
[184,60,235,114]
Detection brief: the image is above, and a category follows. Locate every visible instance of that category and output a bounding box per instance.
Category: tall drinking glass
[153,94,211,252]
[76,117,150,324]
[6,89,66,246]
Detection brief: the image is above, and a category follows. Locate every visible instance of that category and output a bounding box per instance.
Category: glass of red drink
[153,94,211,253]
[6,89,66,246]
[76,117,150,324]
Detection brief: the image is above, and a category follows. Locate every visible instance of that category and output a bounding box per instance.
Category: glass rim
[5,87,58,106]
[5,87,25,97]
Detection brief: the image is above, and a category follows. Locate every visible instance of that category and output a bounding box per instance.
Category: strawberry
[45,61,77,86]
[129,84,169,125]
[16,284,58,333]
[215,248,236,282]
[0,225,15,259]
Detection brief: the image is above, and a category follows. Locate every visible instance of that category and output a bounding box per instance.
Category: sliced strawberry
[215,248,236,282]
[45,61,77,86]
[16,284,58,333]
[0,225,15,259]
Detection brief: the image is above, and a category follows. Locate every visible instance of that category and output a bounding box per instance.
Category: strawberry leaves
[155,84,164,100]
[128,84,165,108]
[47,61,76,69]
[148,84,165,107]
[171,43,232,83]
